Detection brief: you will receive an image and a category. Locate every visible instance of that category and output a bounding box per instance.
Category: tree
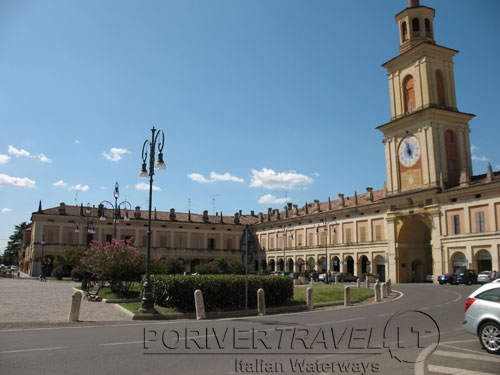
[3,222,30,266]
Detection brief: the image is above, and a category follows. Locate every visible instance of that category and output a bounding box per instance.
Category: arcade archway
[397,217,432,282]
[332,256,340,272]
[475,250,492,273]
[345,256,354,275]
[287,259,294,273]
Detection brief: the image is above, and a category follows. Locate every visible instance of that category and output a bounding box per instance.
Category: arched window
[403,75,416,114]
[401,21,408,41]
[436,69,446,107]
[412,18,420,33]
[425,18,431,36]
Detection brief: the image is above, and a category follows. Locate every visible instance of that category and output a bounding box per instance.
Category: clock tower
[378,0,474,194]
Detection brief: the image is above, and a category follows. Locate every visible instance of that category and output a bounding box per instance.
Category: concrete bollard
[365,279,370,289]
[387,279,392,295]
[68,290,83,322]
[335,275,339,285]
[306,287,314,311]
[356,278,360,288]
[374,281,381,302]
[344,286,351,307]
[194,289,206,320]
[257,288,266,316]
[382,282,388,298]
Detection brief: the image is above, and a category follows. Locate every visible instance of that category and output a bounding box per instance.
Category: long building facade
[20,1,500,282]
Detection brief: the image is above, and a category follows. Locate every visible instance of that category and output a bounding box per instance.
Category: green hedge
[150,274,294,312]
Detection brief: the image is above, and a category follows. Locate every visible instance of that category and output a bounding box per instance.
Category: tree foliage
[3,222,30,265]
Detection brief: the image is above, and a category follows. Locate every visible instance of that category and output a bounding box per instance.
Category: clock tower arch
[378,0,474,194]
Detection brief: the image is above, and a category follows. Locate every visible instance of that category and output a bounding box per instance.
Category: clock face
[398,135,421,168]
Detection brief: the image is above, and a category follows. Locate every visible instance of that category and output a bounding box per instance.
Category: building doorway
[397,216,432,282]
[374,255,386,281]
[345,256,354,275]
[475,250,492,273]
[332,256,340,272]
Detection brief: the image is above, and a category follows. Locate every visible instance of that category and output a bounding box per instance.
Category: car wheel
[479,322,500,354]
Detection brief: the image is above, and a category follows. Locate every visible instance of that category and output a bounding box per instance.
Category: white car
[463,283,500,354]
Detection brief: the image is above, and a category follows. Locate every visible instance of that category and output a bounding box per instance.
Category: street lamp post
[39,236,46,279]
[316,218,336,284]
[138,126,166,313]
[99,182,132,240]
[75,203,96,290]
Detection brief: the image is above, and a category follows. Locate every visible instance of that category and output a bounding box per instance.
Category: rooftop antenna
[212,194,219,215]
[188,198,191,211]
[74,191,78,206]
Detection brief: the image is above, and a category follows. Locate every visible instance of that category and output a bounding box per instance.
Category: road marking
[0,347,63,354]
[433,349,500,363]
[376,313,392,317]
[435,304,443,307]
[421,307,431,310]
[414,343,436,375]
[99,341,144,346]
[439,343,497,356]
[441,339,478,344]
[428,365,497,375]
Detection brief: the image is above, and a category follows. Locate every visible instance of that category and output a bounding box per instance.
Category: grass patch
[119,302,180,315]
[293,284,373,304]
[46,277,75,282]
[98,284,141,299]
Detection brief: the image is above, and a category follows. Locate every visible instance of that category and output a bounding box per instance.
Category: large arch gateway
[396,216,432,283]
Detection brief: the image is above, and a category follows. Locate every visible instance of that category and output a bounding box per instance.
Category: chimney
[304,202,309,215]
[250,210,255,216]
[258,212,264,223]
[216,212,219,216]
[134,206,141,219]
[220,212,224,223]
[188,210,192,222]
[328,197,331,210]
[354,191,358,206]
[239,210,242,216]
[284,205,289,218]
[293,204,299,216]
[80,203,83,216]
[338,194,345,208]
[487,163,493,183]
[234,212,240,224]
[408,0,420,8]
[203,210,209,223]
[38,200,43,213]
[460,169,471,187]
[267,208,272,222]
[314,200,320,212]
[383,182,388,198]
[274,209,280,220]
[59,202,66,215]
[170,208,176,221]
[366,187,374,201]
[154,207,158,220]
[287,202,293,210]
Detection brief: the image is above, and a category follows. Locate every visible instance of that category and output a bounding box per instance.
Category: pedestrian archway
[307,257,316,272]
[374,255,386,281]
[331,256,340,272]
[450,251,467,273]
[269,259,275,272]
[278,259,284,272]
[358,255,370,276]
[345,256,354,275]
[287,259,294,273]
[396,216,432,282]
[474,250,492,273]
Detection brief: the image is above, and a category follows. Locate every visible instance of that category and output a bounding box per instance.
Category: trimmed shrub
[51,265,65,280]
[150,274,293,312]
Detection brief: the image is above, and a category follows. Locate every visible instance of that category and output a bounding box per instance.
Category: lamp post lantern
[99,182,132,240]
[138,127,166,313]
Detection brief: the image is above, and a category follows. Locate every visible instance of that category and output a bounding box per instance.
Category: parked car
[477,271,493,284]
[456,270,478,285]
[337,273,357,282]
[438,273,456,285]
[425,274,434,283]
[463,282,500,354]
[10,265,18,271]
[318,273,327,282]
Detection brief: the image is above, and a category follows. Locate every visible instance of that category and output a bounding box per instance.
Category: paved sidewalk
[0,278,131,323]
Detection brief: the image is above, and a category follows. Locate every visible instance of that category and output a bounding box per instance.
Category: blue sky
[1,0,499,253]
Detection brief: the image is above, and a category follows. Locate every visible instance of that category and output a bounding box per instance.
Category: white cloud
[0,174,36,188]
[74,139,80,144]
[472,155,488,162]
[311,172,320,177]
[258,194,292,205]
[102,147,130,162]
[70,184,89,192]
[8,145,51,163]
[1,208,12,213]
[0,154,10,164]
[250,168,314,190]
[135,182,161,191]
[209,172,244,183]
[471,144,479,152]
[53,180,69,188]
[187,172,244,184]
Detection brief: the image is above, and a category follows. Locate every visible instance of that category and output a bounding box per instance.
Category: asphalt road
[1,283,499,375]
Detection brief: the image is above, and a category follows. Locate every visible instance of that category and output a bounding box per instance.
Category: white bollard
[335,275,339,285]
[68,290,83,322]
[374,281,381,302]
[387,279,392,295]
[382,282,388,298]
[257,288,266,316]
[306,287,314,311]
[194,289,206,320]
[356,278,360,288]
[365,279,370,289]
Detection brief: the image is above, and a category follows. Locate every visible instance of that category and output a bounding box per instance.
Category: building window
[403,75,416,114]
[425,18,431,34]
[449,159,456,172]
[345,228,352,244]
[270,237,274,249]
[105,234,112,243]
[160,236,167,247]
[177,236,183,249]
[475,211,486,233]
[452,215,461,235]
[208,238,215,250]
[375,225,382,241]
[47,231,54,243]
[359,227,367,242]
[193,237,200,249]
[298,234,303,247]
[68,232,74,245]
[436,70,446,107]
[142,236,148,247]
[308,233,313,246]
[226,239,232,249]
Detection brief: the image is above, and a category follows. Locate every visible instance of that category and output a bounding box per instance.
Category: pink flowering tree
[79,239,143,295]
